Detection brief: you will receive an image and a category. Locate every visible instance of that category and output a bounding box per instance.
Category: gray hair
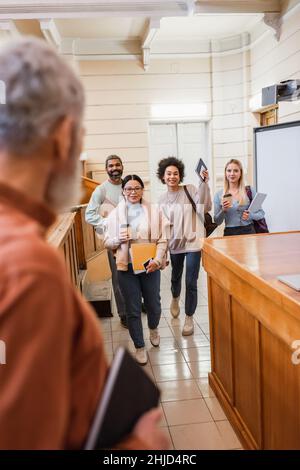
[0,37,84,156]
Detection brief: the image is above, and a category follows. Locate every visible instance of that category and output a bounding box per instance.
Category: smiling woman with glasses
[104,174,168,366]
[123,186,143,194]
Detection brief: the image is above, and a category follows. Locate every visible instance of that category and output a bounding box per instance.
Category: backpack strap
[183,185,196,213]
[245,185,252,202]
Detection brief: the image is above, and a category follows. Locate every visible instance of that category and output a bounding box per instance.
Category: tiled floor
[99,265,242,450]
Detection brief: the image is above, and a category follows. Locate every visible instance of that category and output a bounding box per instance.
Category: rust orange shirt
[0,182,144,450]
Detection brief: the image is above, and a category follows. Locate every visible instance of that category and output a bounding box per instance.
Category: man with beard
[0,37,169,450]
[85,155,128,327]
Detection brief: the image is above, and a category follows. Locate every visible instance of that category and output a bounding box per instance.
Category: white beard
[46,159,83,213]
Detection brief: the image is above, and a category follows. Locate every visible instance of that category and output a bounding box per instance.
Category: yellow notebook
[130,243,157,273]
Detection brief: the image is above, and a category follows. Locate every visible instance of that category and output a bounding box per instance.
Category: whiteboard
[254,121,300,233]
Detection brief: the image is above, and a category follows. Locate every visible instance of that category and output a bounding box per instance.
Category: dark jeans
[170,251,201,316]
[224,224,255,236]
[118,264,161,348]
[107,250,126,319]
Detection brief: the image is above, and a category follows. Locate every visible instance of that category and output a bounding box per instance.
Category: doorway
[148,121,209,202]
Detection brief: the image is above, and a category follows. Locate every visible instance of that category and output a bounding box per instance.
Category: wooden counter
[202,232,300,450]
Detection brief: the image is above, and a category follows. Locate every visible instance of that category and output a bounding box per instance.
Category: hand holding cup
[119,224,131,243]
[222,193,232,211]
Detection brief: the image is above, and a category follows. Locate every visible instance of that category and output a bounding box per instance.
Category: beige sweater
[104,198,168,271]
[158,182,212,254]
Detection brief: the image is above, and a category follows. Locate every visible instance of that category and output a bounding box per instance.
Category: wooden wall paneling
[207,275,215,373]
[85,132,148,150]
[79,58,211,76]
[74,209,86,270]
[203,232,300,450]
[63,236,71,280]
[81,73,211,90]
[203,246,300,349]
[47,213,81,289]
[80,176,99,204]
[67,230,74,285]
[67,232,75,286]
[70,224,79,287]
[210,279,233,401]
[261,326,300,449]
[81,208,97,260]
[231,299,262,448]
[85,88,211,106]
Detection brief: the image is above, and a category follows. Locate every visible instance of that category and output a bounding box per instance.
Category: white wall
[250,3,300,124]
[79,58,211,188]
[211,50,252,189]
[78,1,300,196]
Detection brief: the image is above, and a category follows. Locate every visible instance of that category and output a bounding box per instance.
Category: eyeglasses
[124,187,143,194]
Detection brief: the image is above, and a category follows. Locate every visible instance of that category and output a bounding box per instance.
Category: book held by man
[84,347,160,449]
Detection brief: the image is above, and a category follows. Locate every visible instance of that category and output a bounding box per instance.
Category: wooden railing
[46,176,103,288]
[47,212,80,288]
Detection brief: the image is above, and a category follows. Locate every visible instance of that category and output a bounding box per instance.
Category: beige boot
[170,297,180,318]
[135,347,148,365]
[182,315,194,336]
[149,328,160,347]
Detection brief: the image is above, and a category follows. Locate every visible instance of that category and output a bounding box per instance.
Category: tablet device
[277,274,300,292]
[195,158,207,181]
[248,193,267,213]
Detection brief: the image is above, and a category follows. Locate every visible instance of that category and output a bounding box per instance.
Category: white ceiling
[0,0,288,68]
[55,18,146,40]
[154,15,263,40]
[54,14,263,41]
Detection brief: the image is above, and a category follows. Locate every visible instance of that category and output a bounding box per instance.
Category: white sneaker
[182,315,194,336]
[135,347,148,365]
[149,328,160,347]
[170,297,180,318]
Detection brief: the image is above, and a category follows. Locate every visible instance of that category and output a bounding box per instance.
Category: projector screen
[254,121,300,233]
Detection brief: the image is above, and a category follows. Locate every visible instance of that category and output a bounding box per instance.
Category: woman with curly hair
[157,157,212,336]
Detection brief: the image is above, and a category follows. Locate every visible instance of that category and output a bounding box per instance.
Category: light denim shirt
[214,187,265,228]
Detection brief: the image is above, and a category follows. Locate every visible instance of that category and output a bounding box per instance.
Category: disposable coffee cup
[222,193,232,207]
[119,223,132,240]
[127,226,132,240]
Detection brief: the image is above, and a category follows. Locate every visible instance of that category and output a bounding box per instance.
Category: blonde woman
[214,159,265,236]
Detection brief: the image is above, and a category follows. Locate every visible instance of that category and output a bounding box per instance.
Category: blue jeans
[170,251,201,316]
[118,264,161,348]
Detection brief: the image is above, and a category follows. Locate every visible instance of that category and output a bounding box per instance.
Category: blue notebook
[84,347,160,449]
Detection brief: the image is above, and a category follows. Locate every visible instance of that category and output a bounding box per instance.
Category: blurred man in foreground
[0,37,169,450]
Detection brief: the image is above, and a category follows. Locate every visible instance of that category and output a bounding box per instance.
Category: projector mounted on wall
[262,80,300,106]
